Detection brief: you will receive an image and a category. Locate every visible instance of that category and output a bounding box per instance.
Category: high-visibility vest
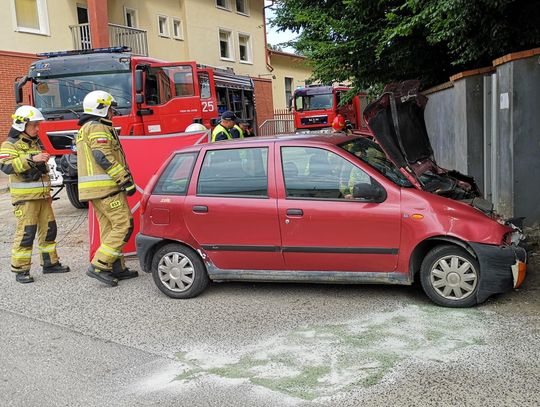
[232,124,245,139]
[0,133,51,203]
[75,119,131,201]
[211,124,232,142]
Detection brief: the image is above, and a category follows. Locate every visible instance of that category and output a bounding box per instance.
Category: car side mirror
[352,182,386,202]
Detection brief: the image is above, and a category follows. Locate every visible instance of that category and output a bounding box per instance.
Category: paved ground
[0,185,539,406]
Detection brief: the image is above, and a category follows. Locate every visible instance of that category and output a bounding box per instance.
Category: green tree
[270,0,540,90]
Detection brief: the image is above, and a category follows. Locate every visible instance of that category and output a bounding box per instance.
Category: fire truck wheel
[66,182,88,209]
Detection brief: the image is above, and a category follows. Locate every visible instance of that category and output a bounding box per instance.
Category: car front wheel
[151,243,209,299]
[420,245,480,308]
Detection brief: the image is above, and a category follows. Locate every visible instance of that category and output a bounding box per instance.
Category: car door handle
[192,205,208,213]
[286,208,303,216]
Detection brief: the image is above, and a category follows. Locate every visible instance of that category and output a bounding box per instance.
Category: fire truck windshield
[32,71,132,116]
[294,93,333,111]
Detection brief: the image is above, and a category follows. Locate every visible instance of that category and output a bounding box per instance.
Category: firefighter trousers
[11,199,59,273]
[90,191,133,271]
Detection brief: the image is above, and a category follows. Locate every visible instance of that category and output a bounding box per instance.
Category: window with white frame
[236,0,249,15]
[12,0,50,35]
[219,29,233,60]
[238,33,252,63]
[124,7,138,28]
[216,0,230,10]
[172,18,183,40]
[157,15,169,37]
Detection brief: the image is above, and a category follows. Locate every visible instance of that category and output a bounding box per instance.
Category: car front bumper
[469,242,527,303]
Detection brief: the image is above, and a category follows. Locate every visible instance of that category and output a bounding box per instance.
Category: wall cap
[450,66,494,82]
[493,47,540,67]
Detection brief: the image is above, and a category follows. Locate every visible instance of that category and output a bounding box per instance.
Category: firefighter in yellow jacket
[76,90,137,286]
[0,106,70,283]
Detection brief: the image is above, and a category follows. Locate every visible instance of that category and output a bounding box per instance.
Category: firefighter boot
[86,265,118,287]
[111,259,139,280]
[15,271,34,284]
[43,262,71,274]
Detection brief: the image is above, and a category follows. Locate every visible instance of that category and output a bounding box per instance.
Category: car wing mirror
[352,182,386,203]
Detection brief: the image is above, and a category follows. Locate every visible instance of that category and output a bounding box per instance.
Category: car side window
[281,146,384,201]
[197,147,268,197]
[153,152,198,195]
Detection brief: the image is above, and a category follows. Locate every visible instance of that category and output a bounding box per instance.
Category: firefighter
[211,111,236,142]
[76,90,137,287]
[0,105,70,283]
[332,114,352,134]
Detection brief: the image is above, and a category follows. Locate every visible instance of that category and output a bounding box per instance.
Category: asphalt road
[0,186,539,406]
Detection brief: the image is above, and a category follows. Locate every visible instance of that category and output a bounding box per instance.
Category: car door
[183,144,284,271]
[277,144,401,272]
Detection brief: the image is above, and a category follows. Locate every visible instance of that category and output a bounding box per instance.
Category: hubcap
[430,255,478,301]
[158,252,194,292]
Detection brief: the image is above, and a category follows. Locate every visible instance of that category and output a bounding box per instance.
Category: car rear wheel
[420,245,479,308]
[151,244,209,299]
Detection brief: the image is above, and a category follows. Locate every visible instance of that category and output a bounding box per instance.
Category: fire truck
[292,85,371,134]
[14,46,257,208]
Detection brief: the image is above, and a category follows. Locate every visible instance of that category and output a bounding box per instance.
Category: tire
[151,243,209,299]
[420,245,480,308]
[66,182,88,209]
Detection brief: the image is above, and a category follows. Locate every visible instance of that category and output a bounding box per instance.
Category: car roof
[174,133,356,154]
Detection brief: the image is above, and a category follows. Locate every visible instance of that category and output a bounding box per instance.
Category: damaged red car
[136,82,526,307]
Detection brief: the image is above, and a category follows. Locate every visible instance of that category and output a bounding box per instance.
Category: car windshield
[294,93,333,111]
[339,138,413,188]
[32,71,132,115]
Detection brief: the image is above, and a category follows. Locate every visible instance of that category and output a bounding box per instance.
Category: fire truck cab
[14,47,257,208]
[292,85,370,133]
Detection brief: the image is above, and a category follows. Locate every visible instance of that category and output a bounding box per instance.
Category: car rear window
[153,152,198,195]
[197,147,268,197]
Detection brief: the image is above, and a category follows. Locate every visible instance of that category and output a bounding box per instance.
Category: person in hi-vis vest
[211,111,237,142]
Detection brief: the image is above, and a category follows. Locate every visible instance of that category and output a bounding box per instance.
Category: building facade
[0,0,314,135]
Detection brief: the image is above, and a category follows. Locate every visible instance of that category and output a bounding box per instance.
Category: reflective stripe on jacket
[76,119,131,201]
[231,124,245,139]
[0,133,51,203]
[211,124,232,142]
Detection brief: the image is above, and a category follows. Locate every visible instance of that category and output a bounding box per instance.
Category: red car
[136,83,526,307]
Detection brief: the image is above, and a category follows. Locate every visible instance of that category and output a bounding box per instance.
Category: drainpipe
[263,1,275,72]
[88,0,110,48]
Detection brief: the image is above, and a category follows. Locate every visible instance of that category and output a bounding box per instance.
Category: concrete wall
[495,56,540,222]
[424,85,456,169]
[425,50,540,224]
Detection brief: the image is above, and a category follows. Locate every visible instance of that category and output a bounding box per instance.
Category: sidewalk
[0,171,7,192]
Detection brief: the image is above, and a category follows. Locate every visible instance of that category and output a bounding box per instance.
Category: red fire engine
[292,85,371,134]
[15,46,257,208]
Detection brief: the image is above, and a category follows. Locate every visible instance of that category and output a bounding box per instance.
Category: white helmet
[185,123,207,133]
[83,90,117,117]
[11,105,45,131]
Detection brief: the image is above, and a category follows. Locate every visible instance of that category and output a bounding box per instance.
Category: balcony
[69,23,148,56]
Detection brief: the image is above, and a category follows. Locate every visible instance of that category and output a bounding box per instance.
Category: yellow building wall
[0,0,78,54]
[183,0,267,77]
[270,53,313,109]
[108,0,188,61]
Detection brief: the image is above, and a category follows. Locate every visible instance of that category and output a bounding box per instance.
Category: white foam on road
[138,304,487,402]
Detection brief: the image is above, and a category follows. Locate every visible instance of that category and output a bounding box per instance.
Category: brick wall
[0,51,37,143]
[252,77,274,134]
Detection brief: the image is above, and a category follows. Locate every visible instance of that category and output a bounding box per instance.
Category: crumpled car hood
[364,80,481,201]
